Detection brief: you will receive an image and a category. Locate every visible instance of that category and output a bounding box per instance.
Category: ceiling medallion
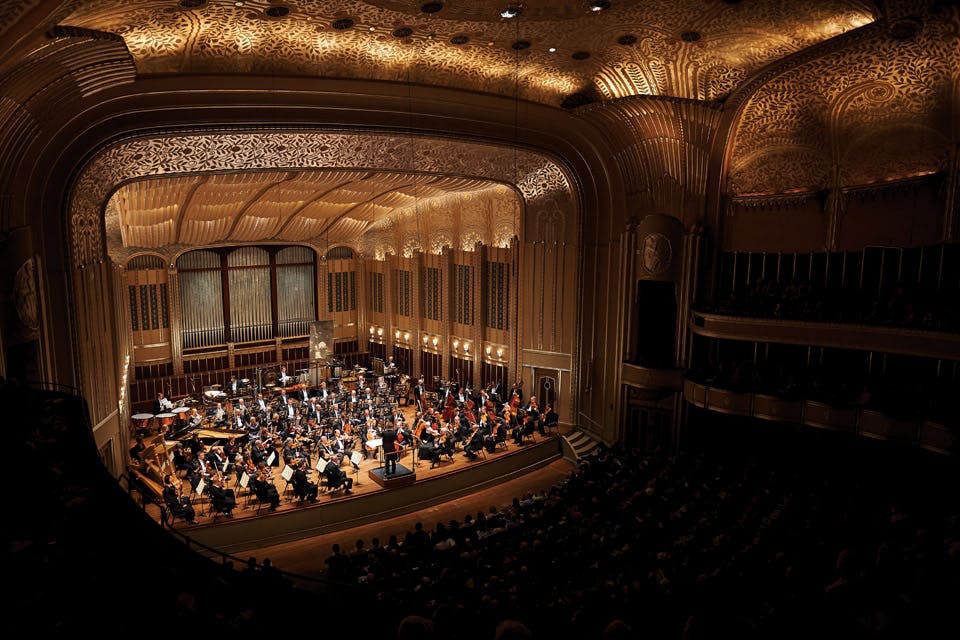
[680,30,702,42]
[392,27,414,38]
[178,0,206,8]
[450,35,470,45]
[512,40,531,50]
[265,5,289,18]
[331,17,355,30]
[889,17,921,40]
[617,34,637,46]
[420,2,444,13]
[571,51,591,60]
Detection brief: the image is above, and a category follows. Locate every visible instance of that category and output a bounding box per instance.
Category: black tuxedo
[381,428,398,475]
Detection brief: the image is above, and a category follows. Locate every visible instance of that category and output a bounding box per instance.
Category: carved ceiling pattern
[580,96,723,224]
[71,129,575,267]
[59,0,874,105]
[358,185,520,259]
[728,2,959,195]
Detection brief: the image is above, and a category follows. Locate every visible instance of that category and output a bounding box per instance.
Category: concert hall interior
[2,0,959,637]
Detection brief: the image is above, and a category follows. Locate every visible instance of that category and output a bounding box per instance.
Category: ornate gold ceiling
[729,3,959,195]
[109,169,508,251]
[59,0,876,105]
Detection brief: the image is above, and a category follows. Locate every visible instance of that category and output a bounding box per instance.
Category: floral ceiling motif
[728,2,959,195]
[59,0,875,105]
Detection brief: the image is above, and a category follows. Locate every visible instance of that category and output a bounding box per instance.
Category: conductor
[381,425,399,476]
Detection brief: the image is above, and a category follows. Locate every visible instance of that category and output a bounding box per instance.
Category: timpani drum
[156,413,176,429]
[172,406,190,424]
[131,413,153,433]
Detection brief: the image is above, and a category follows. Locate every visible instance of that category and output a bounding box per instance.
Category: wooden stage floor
[144,401,573,548]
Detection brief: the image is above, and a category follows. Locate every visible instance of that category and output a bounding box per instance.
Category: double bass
[441,391,456,422]
[464,399,477,424]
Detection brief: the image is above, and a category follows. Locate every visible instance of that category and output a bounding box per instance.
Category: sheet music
[266,451,276,466]
[240,472,250,488]
[281,464,294,481]
[315,457,328,473]
[195,478,206,496]
[350,450,363,466]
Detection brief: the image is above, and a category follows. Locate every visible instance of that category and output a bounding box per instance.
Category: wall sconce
[485,345,492,355]
[432,337,439,347]
[463,342,470,352]
[369,326,375,335]
[377,327,384,337]
[452,339,459,350]
[423,335,429,345]
[404,332,410,341]
[497,348,504,358]
[395,330,401,340]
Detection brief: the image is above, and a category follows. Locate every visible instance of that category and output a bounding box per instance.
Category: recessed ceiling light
[331,17,355,30]
[501,6,521,18]
[590,0,611,11]
[512,40,530,50]
[572,51,590,60]
[392,27,414,38]
[265,5,289,18]
[368,26,375,32]
[617,34,637,46]
[450,35,470,45]
[548,47,557,53]
[681,30,701,42]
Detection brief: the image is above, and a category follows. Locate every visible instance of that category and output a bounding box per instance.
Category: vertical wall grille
[485,261,509,330]
[327,271,357,312]
[425,267,441,321]
[394,269,412,317]
[369,271,384,313]
[455,264,474,325]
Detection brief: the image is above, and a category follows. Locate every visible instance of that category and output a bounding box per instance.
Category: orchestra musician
[316,435,339,466]
[290,459,318,502]
[251,464,281,511]
[384,355,397,375]
[154,391,174,415]
[317,381,331,401]
[162,474,198,525]
[255,392,269,415]
[278,365,292,386]
[322,459,354,494]
[413,377,425,411]
[463,421,485,461]
[228,375,240,395]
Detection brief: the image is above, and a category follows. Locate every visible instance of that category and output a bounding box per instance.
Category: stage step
[562,429,601,460]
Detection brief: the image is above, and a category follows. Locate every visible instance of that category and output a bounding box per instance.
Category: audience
[6,378,959,639]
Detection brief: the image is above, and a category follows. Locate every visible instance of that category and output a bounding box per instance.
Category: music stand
[194,478,207,516]
[280,464,295,502]
[350,450,363,486]
[239,472,252,508]
[314,456,330,488]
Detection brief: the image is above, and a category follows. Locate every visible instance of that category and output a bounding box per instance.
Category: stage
[369,462,416,488]
[186,435,563,554]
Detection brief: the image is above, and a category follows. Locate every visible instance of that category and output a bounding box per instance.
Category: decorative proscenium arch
[70,129,579,268]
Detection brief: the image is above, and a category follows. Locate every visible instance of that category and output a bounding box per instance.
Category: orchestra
[127,359,554,524]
